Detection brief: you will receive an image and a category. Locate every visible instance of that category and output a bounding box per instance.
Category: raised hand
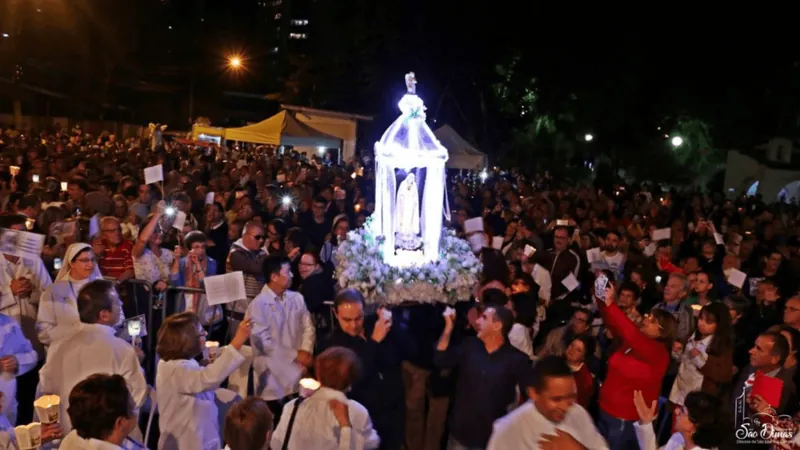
[633,390,658,424]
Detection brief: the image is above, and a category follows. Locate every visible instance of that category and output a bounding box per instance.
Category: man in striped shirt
[94,217,135,281]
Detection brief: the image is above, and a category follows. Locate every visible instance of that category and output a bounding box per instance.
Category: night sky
[2,2,800,156]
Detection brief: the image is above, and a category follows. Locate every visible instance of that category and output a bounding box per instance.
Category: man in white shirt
[0,312,37,425]
[248,254,315,424]
[0,215,52,353]
[599,230,625,281]
[0,214,52,424]
[487,356,608,450]
[38,279,148,434]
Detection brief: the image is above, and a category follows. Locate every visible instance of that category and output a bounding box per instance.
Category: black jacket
[324,315,410,413]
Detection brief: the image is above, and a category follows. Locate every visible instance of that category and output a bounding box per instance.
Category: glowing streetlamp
[228,56,243,70]
[671,136,683,147]
[584,133,594,142]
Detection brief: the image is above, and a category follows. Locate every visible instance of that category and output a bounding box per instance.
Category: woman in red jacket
[596,284,678,450]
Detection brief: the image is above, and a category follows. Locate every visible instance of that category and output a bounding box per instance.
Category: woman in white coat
[36,243,103,346]
[155,311,252,450]
[270,346,380,450]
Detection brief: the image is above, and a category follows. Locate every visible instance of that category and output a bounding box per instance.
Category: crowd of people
[0,126,796,449]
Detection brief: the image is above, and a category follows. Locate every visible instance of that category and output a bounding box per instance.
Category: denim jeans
[446,435,485,450]
[597,409,638,450]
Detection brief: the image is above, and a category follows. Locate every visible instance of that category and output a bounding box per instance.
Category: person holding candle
[155,311,252,450]
[270,346,380,449]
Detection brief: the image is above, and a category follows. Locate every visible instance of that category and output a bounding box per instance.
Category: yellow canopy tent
[196,110,342,148]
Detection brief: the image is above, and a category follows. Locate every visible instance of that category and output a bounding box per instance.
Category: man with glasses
[783,296,800,331]
[226,220,267,337]
[93,217,134,282]
[299,196,331,249]
[537,308,593,358]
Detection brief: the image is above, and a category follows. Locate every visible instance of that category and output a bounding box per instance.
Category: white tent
[434,125,487,170]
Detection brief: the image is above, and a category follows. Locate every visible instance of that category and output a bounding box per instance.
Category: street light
[671,136,683,147]
[584,133,594,142]
[228,56,243,70]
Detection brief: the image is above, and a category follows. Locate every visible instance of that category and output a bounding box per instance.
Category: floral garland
[335,218,481,305]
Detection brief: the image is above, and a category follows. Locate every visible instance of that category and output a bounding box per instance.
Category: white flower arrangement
[335,217,481,305]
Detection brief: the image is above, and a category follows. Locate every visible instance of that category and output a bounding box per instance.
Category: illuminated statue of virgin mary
[394,173,420,249]
[373,72,450,265]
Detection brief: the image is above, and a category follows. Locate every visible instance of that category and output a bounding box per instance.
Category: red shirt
[573,363,595,409]
[597,300,669,421]
[99,239,134,280]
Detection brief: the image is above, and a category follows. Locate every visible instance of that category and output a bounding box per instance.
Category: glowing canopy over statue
[373,73,449,266]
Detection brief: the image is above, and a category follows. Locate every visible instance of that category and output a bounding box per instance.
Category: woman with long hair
[36,243,104,346]
[320,214,349,274]
[669,302,734,406]
[474,248,510,299]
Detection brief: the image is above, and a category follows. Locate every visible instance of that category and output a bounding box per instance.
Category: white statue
[395,173,420,249]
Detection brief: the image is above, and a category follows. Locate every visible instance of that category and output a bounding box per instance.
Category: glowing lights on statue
[671,136,683,147]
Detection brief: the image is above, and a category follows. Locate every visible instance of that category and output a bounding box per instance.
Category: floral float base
[335,219,481,306]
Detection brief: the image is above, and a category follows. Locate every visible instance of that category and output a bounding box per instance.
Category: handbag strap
[282,396,306,450]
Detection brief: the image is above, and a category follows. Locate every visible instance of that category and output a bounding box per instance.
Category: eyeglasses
[251,235,265,241]
[74,257,96,264]
[102,228,120,233]
[644,313,664,330]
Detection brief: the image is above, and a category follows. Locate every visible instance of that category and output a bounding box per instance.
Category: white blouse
[134,247,174,285]
[270,386,380,450]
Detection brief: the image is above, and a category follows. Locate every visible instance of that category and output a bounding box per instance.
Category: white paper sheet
[172,210,187,231]
[643,242,658,257]
[144,164,163,185]
[204,271,247,306]
[523,245,536,257]
[562,273,580,292]
[0,228,45,260]
[586,247,602,264]
[491,236,504,250]
[205,192,215,205]
[713,232,724,246]
[726,268,747,289]
[464,217,483,234]
[89,214,100,239]
[652,228,671,241]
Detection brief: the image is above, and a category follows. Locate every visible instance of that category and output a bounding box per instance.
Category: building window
[291,19,309,26]
[289,33,307,39]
